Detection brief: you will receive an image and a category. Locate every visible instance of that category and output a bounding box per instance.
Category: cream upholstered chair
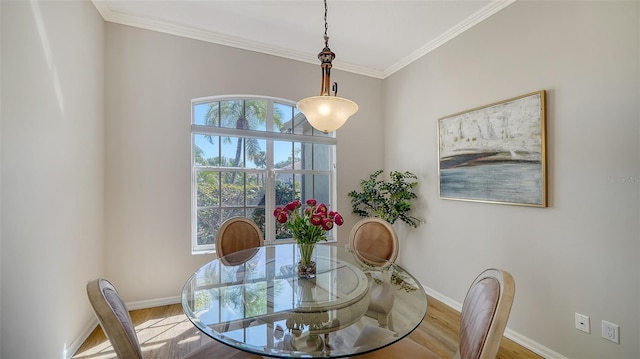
[86,278,262,359]
[349,218,399,329]
[215,217,264,265]
[356,268,516,359]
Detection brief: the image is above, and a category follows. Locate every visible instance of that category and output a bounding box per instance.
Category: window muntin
[191,96,337,253]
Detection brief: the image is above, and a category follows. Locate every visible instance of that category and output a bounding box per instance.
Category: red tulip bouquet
[274,199,344,276]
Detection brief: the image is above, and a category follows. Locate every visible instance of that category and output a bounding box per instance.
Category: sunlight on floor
[73,311,209,359]
[177,336,202,346]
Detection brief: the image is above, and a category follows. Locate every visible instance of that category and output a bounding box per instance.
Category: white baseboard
[59,317,98,359]
[65,291,567,359]
[126,295,181,310]
[423,286,568,359]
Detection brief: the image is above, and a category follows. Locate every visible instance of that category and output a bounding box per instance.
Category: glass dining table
[181,243,427,358]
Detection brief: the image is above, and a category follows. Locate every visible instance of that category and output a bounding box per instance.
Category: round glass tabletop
[181,243,427,358]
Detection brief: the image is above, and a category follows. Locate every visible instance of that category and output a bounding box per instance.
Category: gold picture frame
[438,90,547,207]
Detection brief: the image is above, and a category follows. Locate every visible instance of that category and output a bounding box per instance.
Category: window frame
[191,95,338,254]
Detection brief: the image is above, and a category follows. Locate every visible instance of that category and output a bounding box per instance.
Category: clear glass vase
[297,242,316,279]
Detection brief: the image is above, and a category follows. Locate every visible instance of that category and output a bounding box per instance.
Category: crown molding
[91,0,514,80]
[91,0,386,78]
[383,0,516,78]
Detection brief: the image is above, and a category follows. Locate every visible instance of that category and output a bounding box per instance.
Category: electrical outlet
[575,313,590,333]
[602,320,619,343]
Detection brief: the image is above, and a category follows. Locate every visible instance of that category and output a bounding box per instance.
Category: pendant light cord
[323,0,329,47]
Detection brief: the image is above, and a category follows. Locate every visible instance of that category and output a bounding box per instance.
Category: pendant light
[296,0,358,133]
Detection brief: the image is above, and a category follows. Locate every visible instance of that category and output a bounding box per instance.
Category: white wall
[0,1,105,358]
[104,23,384,302]
[384,1,639,358]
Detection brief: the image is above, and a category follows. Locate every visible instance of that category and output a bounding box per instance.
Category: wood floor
[73,295,543,359]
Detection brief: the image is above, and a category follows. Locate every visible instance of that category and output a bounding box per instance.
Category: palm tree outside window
[191,96,338,253]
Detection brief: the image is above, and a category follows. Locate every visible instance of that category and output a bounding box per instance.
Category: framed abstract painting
[438,90,547,207]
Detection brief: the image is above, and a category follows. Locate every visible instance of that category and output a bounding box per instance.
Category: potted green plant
[348,170,420,228]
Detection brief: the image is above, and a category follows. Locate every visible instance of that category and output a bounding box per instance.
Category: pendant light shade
[297,0,358,133]
[297,96,358,134]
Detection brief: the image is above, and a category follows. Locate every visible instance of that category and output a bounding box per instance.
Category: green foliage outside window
[196,170,300,245]
[192,97,336,250]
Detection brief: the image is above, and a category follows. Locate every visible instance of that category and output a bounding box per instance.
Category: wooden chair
[356,268,516,359]
[349,217,399,329]
[86,278,262,359]
[215,217,264,265]
[349,217,399,265]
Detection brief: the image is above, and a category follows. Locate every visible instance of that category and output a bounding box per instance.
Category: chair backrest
[349,217,399,265]
[454,268,515,359]
[86,278,143,359]
[216,217,264,264]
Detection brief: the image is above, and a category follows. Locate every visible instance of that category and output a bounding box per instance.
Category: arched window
[191,95,338,253]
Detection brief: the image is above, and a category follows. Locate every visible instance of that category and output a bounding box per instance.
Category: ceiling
[92,0,514,79]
